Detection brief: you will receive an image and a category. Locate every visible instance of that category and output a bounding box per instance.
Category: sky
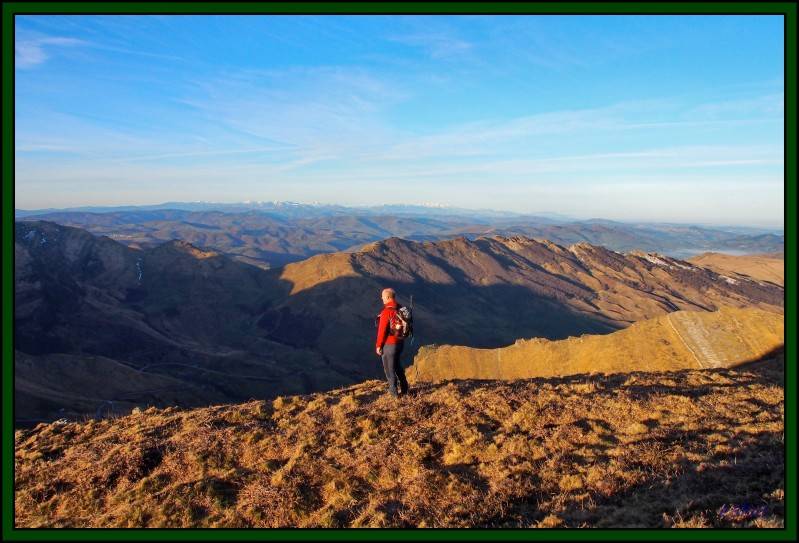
[14,15,785,227]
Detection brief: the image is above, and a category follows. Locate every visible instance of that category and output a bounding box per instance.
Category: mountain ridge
[15,221,784,424]
[409,306,784,382]
[16,208,784,267]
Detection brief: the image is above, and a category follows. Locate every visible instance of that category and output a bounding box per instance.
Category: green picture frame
[2,2,794,540]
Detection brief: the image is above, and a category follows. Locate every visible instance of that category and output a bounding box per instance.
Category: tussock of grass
[14,353,784,528]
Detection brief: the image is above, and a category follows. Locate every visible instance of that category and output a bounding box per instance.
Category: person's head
[381,288,396,304]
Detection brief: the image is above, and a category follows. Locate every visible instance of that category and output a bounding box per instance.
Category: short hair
[382,288,396,299]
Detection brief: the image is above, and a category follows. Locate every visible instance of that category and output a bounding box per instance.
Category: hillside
[14,221,348,424]
[15,222,784,424]
[409,306,784,382]
[14,349,784,528]
[688,252,784,286]
[275,236,783,359]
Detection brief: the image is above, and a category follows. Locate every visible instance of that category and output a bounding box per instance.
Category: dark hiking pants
[381,342,409,397]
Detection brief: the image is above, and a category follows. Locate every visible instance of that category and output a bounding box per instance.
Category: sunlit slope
[409,306,784,382]
[688,252,784,286]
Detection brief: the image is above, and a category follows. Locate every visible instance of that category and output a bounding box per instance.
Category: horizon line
[12,199,785,231]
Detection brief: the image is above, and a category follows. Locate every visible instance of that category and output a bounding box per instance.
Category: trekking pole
[409,294,415,347]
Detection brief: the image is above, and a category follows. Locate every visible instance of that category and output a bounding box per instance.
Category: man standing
[375,288,410,398]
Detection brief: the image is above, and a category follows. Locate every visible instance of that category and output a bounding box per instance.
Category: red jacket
[375,301,403,349]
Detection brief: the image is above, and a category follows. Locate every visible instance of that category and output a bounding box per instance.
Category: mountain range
[12,214,787,528]
[15,220,784,424]
[14,201,572,221]
[15,205,784,268]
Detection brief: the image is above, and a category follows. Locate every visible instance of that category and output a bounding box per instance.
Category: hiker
[375,288,411,398]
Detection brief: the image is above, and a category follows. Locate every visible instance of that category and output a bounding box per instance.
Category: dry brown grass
[688,252,784,286]
[15,351,784,528]
[410,306,784,382]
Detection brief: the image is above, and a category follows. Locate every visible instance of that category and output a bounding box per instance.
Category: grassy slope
[15,350,784,528]
[688,252,784,286]
[14,351,224,425]
[409,306,784,382]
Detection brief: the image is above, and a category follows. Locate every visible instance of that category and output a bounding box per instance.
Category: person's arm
[375,308,389,354]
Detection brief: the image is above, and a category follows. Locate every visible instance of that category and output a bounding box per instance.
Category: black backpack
[374,303,414,339]
[390,305,413,339]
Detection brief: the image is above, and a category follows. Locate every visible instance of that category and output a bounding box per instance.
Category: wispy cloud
[15,35,88,68]
[366,96,783,163]
[295,144,784,186]
[390,33,473,59]
[687,93,784,119]
[112,146,294,163]
[177,65,408,156]
[90,44,185,62]
[13,15,784,225]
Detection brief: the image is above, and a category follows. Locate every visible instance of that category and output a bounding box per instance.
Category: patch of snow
[673,262,694,270]
[24,230,36,241]
[136,258,143,283]
[642,254,668,266]
[720,275,738,285]
[40,235,47,245]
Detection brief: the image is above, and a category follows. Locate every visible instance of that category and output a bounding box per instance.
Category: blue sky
[15,15,784,226]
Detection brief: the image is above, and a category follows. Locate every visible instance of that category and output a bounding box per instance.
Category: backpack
[389,305,413,339]
[374,297,415,339]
